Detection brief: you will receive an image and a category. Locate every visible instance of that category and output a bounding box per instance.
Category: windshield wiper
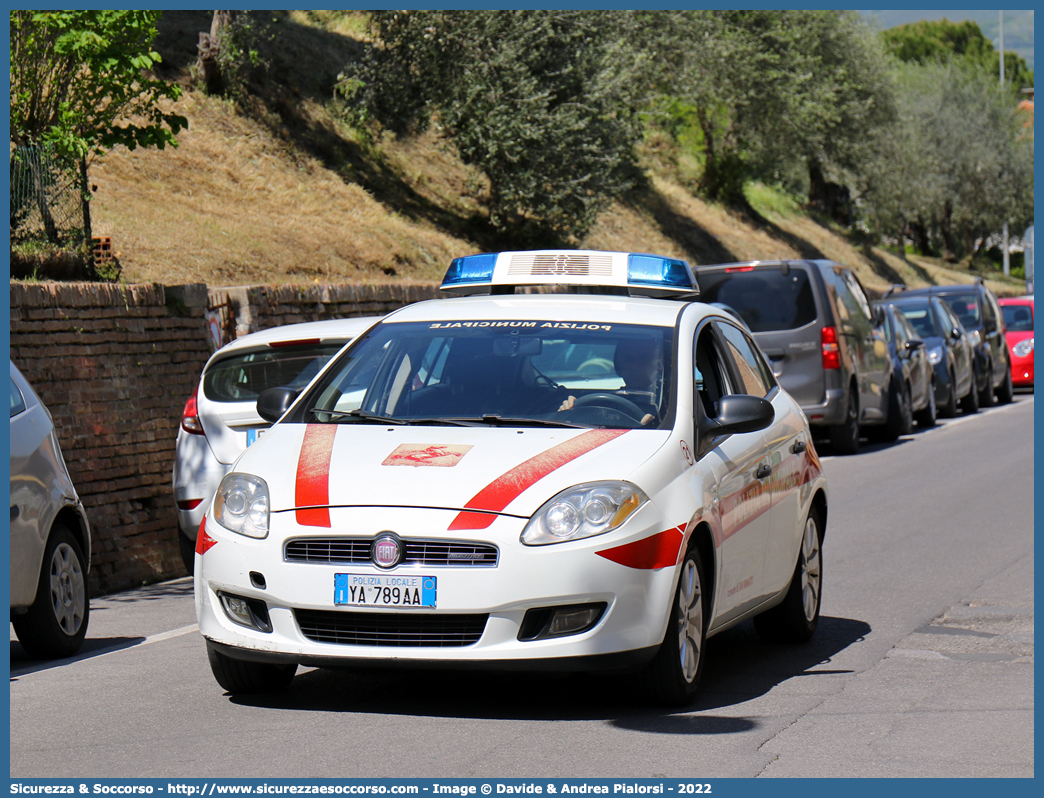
[309,408,408,425]
[456,414,589,429]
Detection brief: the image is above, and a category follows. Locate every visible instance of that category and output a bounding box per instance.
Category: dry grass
[78,11,1027,298]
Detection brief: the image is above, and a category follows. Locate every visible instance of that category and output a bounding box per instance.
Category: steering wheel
[571,392,648,423]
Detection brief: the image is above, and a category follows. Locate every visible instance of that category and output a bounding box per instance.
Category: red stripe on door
[448,429,629,530]
[596,525,685,570]
[295,424,338,527]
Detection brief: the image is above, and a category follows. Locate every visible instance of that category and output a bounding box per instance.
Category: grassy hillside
[83,10,1026,298]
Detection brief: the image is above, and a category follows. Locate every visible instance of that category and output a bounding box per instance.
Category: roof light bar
[439,250,698,298]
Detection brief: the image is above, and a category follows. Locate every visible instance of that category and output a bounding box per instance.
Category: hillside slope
[84,10,1025,298]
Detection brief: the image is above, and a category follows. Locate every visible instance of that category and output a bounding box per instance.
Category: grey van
[696,260,894,454]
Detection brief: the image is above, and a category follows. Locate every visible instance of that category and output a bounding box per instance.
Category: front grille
[507,252,614,277]
[295,609,488,647]
[284,538,499,567]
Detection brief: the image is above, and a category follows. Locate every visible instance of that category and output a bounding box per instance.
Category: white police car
[195,250,827,705]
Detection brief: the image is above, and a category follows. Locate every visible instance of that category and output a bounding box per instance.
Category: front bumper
[195,503,679,668]
[1010,353,1034,387]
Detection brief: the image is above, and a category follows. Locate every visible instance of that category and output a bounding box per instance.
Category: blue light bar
[442,253,498,287]
[627,254,696,291]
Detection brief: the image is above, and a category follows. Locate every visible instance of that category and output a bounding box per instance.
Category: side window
[715,322,774,398]
[842,271,874,321]
[10,378,26,418]
[892,312,908,350]
[693,327,732,419]
[937,300,960,334]
[984,291,1002,330]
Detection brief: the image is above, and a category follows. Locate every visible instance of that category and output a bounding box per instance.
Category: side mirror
[951,327,962,341]
[905,338,925,351]
[257,387,300,423]
[708,394,775,436]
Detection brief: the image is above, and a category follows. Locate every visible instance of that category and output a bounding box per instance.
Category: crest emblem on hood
[381,444,473,467]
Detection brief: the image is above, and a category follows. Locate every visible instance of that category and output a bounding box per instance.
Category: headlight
[521,481,648,546]
[213,473,270,538]
[1014,338,1034,358]
[928,346,944,365]
[968,330,982,347]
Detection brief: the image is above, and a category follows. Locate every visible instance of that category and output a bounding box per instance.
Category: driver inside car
[558,337,663,425]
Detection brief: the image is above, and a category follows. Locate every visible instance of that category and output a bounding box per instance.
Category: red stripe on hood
[295,424,338,527]
[596,525,685,570]
[448,429,629,530]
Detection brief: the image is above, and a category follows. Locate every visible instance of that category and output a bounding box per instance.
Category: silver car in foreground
[173,317,381,569]
[10,360,92,658]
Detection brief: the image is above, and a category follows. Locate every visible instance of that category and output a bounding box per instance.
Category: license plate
[334,574,437,608]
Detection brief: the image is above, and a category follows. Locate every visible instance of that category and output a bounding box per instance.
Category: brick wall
[9,282,212,595]
[9,281,441,595]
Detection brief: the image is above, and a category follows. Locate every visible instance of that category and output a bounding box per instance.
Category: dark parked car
[896,280,1014,407]
[696,259,894,454]
[873,302,936,435]
[882,293,976,417]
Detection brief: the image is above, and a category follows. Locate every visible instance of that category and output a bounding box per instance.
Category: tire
[960,373,980,414]
[915,377,937,428]
[754,506,823,643]
[996,364,1014,404]
[877,376,911,442]
[639,545,708,706]
[12,524,90,659]
[827,388,860,455]
[178,531,196,574]
[939,368,959,419]
[978,363,996,408]
[206,641,297,694]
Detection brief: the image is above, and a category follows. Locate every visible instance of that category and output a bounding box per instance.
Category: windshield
[290,320,676,430]
[1001,303,1034,332]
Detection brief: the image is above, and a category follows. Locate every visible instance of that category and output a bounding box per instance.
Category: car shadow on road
[9,636,147,678]
[227,615,870,731]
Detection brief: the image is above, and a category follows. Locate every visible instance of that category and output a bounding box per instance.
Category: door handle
[755,463,772,480]
[791,440,807,454]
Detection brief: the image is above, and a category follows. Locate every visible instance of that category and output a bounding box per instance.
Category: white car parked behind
[173,317,380,569]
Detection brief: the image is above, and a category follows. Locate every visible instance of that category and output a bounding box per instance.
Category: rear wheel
[754,506,823,643]
[996,364,1014,404]
[639,546,707,706]
[939,368,959,418]
[827,388,860,455]
[12,524,90,659]
[960,373,980,414]
[206,642,297,694]
[978,363,996,408]
[915,377,937,428]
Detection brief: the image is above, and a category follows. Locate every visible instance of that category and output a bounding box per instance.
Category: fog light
[549,607,602,636]
[517,602,607,641]
[218,592,273,633]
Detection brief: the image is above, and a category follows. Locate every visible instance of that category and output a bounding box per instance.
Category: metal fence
[10,145,85,245]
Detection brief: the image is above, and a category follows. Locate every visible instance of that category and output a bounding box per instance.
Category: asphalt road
[10,395,1034,778]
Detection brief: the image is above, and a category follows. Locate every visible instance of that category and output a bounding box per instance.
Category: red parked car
[998,297,1034,388]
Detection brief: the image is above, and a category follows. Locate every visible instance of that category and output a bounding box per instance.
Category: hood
[235,423,669,526]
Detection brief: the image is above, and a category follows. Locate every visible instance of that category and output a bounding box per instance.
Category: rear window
[941,293,980,329]
[203,343,346,403]
[698,267,817,332]
[1001,304,1034,332]
[894,303,939,339]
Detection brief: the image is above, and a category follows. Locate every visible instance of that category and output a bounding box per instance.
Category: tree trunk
[807,159,851,225]
[696,106,718,199]
[80,156,97,280]
[940,201,958,262]
[197,10,239,95]
[913,215,932,256]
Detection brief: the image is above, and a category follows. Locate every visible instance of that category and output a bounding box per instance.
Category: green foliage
[210,13,274,98]
[339,10,646,241]
[10,10,187,161]
[882,18,1033,90]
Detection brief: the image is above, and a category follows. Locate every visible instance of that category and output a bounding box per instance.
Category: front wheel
[996,364,1014,404]
[877,376,911,442]
[939,367,959,418]
[754,507,823,643]
[961,373,980,414]
[915,377,937,428]
[639,546,707,706]
[978,363,996,408]
[206,642,297,694]
[12,524,90,659]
